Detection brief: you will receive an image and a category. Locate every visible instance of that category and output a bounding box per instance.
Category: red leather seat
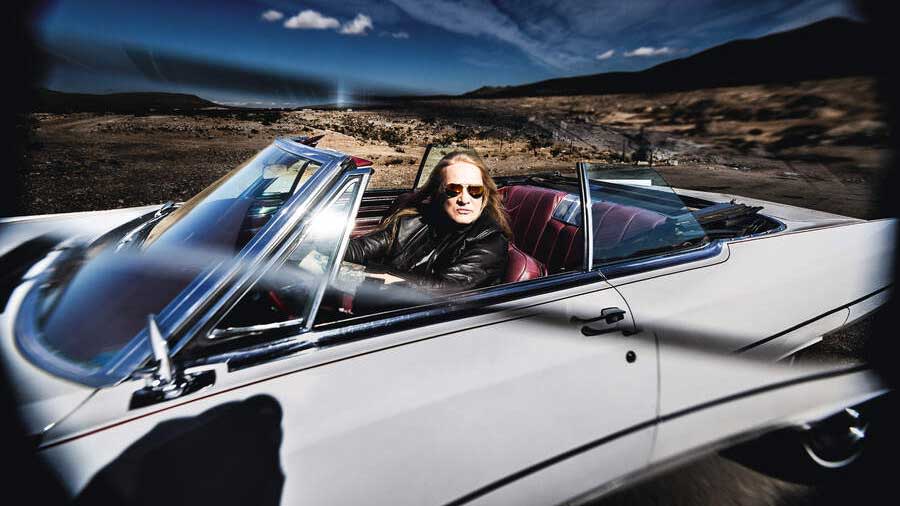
[591,201,667,248]
[500,185,581,273]
[504,242,546,282]
[499,184,667,274]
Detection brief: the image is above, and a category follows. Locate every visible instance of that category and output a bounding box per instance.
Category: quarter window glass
[584,164,708,268]
[214,179,362,333]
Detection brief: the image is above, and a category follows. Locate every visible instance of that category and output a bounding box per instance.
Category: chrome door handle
[571,307,626,325]
[572,307,627,336]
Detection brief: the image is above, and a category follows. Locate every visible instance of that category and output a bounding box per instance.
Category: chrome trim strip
[273,137,340,164]
[599,240,724,280]
[208,317,306,340]
[735,284,892,353]
[577,162,594,270]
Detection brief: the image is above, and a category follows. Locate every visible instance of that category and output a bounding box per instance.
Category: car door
[37,173,658,506]
[39,283,657,505]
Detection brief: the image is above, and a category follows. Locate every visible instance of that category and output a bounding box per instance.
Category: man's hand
[366,272,406,285]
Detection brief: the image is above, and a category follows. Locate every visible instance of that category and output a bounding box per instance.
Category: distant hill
[463,17,877,99]
[35,89,224,113]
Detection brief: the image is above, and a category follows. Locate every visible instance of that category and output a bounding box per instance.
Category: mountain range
[463,17,876,99]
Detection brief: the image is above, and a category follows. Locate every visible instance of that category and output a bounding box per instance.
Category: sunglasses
[443,183,485,199]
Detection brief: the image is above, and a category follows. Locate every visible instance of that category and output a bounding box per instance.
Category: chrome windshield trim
[198,168,371,343]
[273,138,341,164]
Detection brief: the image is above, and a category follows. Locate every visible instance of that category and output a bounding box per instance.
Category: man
[345,151,510,292]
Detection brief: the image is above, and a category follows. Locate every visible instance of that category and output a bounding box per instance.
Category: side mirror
[130,314,215,410]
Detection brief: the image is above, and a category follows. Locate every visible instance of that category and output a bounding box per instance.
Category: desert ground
[19,77,890,219]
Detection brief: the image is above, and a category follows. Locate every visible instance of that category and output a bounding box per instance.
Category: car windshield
[140,144,321,252]
[18,142,324,378]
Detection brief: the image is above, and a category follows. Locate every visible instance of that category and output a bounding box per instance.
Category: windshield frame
[14,138,349,387]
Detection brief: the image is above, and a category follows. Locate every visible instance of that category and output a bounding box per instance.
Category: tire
[721,400,883,485]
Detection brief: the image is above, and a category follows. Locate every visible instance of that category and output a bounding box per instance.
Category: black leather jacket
[345,211,508,292]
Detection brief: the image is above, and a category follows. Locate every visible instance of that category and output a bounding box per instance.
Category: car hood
[1,280,97,438]
[673,188,864,232]
[0,206,158,436]
[0,205,159,258]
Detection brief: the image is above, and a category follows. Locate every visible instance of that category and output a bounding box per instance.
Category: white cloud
[387,0,586,70]
[595,49,614,60]
[339,13,374,35]
[261,10,284,22]
[624,46,673,57]
[284,10,340,30]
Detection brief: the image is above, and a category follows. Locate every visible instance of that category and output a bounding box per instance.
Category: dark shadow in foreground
[75,395,284,506]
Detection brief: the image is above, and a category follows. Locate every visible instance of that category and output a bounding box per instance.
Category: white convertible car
[0,138,894,504]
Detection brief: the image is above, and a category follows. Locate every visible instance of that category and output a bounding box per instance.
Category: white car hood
[1,282,97,437]
[0,205,159,257]
[0,205,159,436]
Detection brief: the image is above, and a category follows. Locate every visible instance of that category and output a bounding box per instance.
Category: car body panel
[468,367,884,506]
[1,279,97,435]
[38,279,659,504]
[0,205,158,257]
[650,366,885,464]
[609,219,894,416]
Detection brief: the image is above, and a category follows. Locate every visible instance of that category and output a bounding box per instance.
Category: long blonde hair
[381,151,512,240]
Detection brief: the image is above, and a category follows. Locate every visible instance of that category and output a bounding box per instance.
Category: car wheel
[721,400,882,485]
[800,407,868,470]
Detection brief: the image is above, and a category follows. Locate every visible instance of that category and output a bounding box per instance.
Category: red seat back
[504,242,546,283]
[500,185,582,272]
[500,184,667,272]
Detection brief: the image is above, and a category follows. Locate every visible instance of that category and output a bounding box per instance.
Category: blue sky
[35,0,860,106]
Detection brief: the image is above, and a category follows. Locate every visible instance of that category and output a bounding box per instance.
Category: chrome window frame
[577,162,595,270]
[14,138,350,387]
